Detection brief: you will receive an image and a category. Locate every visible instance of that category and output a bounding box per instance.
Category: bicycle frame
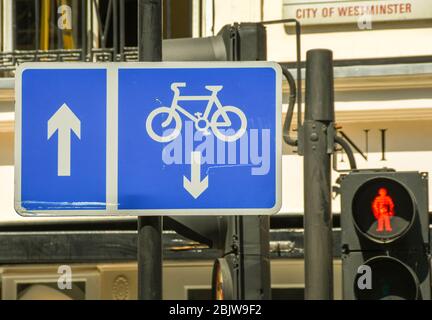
[164,87,231,126]
[149,83,247,143]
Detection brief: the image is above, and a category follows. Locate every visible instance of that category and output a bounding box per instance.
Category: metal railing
[0,0,139,74]
[0,47,139,71]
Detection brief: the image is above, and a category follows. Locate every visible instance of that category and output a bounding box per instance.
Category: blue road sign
[15,62,282,216]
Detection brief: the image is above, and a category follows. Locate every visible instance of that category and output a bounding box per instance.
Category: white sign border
[15,61,282,216]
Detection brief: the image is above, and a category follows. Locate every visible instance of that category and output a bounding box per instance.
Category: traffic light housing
[218,23,267,61]
[341,170,430,300]
[167,22,270,300]
[162,22,266,62]
[210,216,271,300]
[169,215,271,300]
[170,216,237,299]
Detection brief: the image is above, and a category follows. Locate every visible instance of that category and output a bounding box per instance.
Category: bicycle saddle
[205,85,223,92]
[171,82,186,90]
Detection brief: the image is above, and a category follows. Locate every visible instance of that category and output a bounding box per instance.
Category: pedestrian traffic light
[340,170,430,300]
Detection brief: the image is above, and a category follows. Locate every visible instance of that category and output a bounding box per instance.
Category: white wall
[282,120,432,214]
[207,0,432,62]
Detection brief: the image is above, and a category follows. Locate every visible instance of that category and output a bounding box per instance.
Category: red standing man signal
[372,188,395,232]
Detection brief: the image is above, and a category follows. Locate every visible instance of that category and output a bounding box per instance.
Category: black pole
[239,215,271,299]
[81,0,87,61]
[303,49,335,300]
[138,0,162,61]
[35,0,40,53]
[12,0,16,51]
[119,0,125,61]
[113,0,118,58]
[137,0,163,300]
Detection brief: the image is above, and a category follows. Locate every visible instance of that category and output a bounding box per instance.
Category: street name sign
[15,62,282,216]
[283,0,432,26]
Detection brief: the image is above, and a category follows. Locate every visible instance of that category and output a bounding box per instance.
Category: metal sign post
[303,49,335,300]
[137,0,163,300]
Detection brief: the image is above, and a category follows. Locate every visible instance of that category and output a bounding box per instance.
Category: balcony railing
[0,0,141,74]
[0,47,139,72]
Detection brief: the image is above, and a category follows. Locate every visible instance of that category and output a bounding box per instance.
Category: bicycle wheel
[211,106,247,142]
[146,107,182,143]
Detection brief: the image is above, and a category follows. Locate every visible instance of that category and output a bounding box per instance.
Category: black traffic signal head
[167,216,239,300]
[340,170,430,300]
[169,215,270,300]
[210,216,271,300]
[162,22,266,62]
[218,23,267,61]
[341,170,429,249]
[353,255,420,300]
[166,216,228,251]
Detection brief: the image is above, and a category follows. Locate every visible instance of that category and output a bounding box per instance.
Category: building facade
[0,0,431,299]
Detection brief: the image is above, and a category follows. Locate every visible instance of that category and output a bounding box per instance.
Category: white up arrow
[183,151,209,199]
[47,103,81,176]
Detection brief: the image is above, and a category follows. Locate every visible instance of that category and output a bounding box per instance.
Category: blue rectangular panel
[20,69,107,211]
[118,67,278,211]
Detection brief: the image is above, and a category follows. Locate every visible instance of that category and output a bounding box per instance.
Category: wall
[207,0,432,61]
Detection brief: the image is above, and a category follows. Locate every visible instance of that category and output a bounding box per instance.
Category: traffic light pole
[228,25,271,300]
[237,216,271,299]
[303,49,335,300]
[137,0,163,300]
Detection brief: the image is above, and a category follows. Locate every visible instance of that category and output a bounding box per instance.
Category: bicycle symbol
[146,82,247,143]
